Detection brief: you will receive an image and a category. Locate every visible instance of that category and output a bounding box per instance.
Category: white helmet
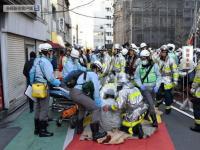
[121,48,128,55]
[140,43,147,48]
[70,48,79,58]
[160,45,168,51]
[117,73,129,84]
[96,45,104,51]
[167,43,175,52]
[130,43,137,49]
[74,44,82,50]
[140,50,150,57]
[92,61,103,72]
[104,88,116,98]
[113,43,121,50]
[38,43,52,52]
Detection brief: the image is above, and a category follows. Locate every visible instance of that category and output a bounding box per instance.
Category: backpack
[64,70,95,99]
[64,70,85,88]
[81,72,94,99]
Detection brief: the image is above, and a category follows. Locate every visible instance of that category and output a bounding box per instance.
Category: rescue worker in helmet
[97,46,112,76]
[156,45,179,114]
[140,43,148,51]
[126,43,139,77]
[75,45,88,68]
[134,50,161,127]
[103,73,148,139]
[30,43,61,137]
[190,59,200,133]
[167,43,179,65]
[90,47,99,63]
[112,43,126,75]
[62,48,87,79]
[133,43,148,66]
[62,48,71,68]
[70,61,107,140]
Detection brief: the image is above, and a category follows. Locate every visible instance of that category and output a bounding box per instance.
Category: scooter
[49,86,78,128]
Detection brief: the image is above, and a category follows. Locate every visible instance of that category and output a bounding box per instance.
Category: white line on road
[171,106,194,119]
[63,127,75,150]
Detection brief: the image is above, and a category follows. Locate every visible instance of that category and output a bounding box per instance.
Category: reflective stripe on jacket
[158,56,179,90]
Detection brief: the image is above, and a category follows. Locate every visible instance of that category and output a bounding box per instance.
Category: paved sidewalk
[2,108,68,150]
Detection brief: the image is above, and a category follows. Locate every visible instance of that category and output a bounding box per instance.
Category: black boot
[120,126,129,133]
[190,124,200,133]
[151,114,158,128]
[155,99,163,108]
[77,119,84,134]
[133,124,144,139]
[137,124,144,139]
[34,119,39,135]
[90,122,107,140]
[39,120,54,137]
[165,108,171,115]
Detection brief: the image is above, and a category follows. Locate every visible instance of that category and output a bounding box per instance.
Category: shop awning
[49,32,65,49]
[48,41,64,49]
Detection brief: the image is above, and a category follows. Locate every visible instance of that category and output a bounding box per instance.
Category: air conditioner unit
[59,17,65,32]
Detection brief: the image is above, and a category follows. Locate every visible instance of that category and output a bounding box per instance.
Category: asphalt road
[161,106,200,150]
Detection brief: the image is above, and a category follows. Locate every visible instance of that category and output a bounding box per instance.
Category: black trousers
[28,97,34,111]
[191,98,200,125]
[156,83,173,108]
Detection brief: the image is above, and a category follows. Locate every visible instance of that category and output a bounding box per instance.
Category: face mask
[142,60,148,65]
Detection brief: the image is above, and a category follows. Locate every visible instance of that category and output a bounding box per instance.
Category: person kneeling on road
[70,61,107,140]
[103,73,148,139]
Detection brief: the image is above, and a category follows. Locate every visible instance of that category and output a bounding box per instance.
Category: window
[106,24,112,28]
[106,16,112,20]
[105,7,111,12]
[135,17,141,26]
[106,40,112,44]
[106,32,112,36]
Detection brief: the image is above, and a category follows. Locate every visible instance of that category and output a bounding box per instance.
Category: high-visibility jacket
[191,61,200,98]
[134,62,161,89]
[111,87,148,126]
[158,56,179,90]
[98,53,112,75]
[112,53,126,73]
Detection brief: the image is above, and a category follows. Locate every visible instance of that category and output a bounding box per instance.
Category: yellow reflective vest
[191,62,200,98]
[158,56,179,90]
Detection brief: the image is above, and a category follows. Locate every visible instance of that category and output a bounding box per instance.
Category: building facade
[93,0,114,48]
[0,0,71,113]
[113,0,200,48]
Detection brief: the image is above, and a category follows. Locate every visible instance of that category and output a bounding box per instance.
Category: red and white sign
[182,46,194,70]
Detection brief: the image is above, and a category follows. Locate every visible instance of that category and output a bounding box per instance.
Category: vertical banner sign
[182,46,194,70]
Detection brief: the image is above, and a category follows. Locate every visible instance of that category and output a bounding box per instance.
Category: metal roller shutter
[7,34,26,107]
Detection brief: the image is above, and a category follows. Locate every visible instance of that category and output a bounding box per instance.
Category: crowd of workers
[23,42,200,140]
